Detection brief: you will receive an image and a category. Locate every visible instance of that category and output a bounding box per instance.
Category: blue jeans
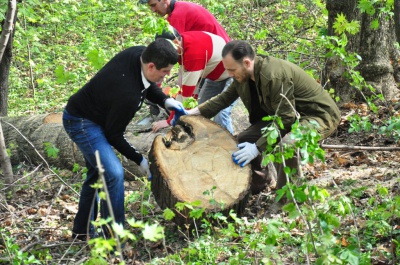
[62,110,125,238]
[198,78,236,134]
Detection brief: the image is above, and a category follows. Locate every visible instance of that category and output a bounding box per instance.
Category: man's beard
[236,71,250,84]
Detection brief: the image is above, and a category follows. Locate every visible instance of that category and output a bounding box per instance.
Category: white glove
[187,107,201,116]
[164,98,185,112]
[232,142,260,167]
[139,156,152,180]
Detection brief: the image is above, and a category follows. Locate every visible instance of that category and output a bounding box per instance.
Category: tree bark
[395,0,400,44]
[1,113,159,180]
[0,0,16,62]
[149,116,251,226]
[0,0,17,116]
[324,0,399,104]
[0,0,17,199]
[0,120,13,198]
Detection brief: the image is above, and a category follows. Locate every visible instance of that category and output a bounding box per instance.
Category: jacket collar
[253,56,263,85]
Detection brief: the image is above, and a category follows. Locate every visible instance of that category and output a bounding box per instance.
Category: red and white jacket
[167,31,229,125]
[167,1,230,43]
[178,31,229,98]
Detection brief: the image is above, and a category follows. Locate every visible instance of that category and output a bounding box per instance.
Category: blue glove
[232,142,260,167]
[139,156,153,180]
[171,109,188,126]
[165,98,188,126]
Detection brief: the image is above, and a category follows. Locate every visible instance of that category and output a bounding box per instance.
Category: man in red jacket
[152,27,236,134]
[139,0,230,42]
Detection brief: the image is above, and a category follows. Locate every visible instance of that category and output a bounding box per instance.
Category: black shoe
[71,232,90,241]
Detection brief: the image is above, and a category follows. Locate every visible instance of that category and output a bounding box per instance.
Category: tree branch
[320,144,400,151]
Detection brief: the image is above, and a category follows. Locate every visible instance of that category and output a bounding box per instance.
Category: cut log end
[149,116,251,226]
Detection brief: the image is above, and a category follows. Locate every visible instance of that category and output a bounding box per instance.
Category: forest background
[0,0,400,264]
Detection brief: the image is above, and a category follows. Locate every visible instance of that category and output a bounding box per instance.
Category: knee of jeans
[105,164,124,184]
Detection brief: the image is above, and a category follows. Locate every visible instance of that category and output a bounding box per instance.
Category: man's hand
[152,120,169,132]
[164,98,185,112]
[232,142,260,167]
[164,98,188,126]
[139,156,152,180]
[187,107,200,116]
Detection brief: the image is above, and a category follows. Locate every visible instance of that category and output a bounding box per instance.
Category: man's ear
[147,62,156,70]
[243,58,251,68]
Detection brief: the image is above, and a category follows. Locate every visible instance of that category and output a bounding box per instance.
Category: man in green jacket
[183,40,341,195]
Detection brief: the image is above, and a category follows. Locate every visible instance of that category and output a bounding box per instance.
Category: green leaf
[347,20,361,35]
[370,19,379,30]
[175,202,186,211]
[293,189,307,203]
[189,208,205,219]
[340,249,359,265]
[142,223,164,242]
[267,129,279,145]
[282,203,300,219]
[163,208,175,220]
[358,0,376,15]
[127,218,144,229]
[112,223,136,241]
[54,65,69,84]
[87,49,105,70]
[333,13,348,35]
[43,142,59,158]
[183,97,198,109]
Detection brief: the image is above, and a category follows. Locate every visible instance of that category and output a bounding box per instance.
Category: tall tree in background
[324,0,399,104]
[0,0,17,116]
[395,0,400,43]
[0,0,17,198]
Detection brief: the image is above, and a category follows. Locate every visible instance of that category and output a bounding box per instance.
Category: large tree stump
[149,116,251,226]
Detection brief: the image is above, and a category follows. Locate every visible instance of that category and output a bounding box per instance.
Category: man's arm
[180,70,203,97]
[146,83,169,107]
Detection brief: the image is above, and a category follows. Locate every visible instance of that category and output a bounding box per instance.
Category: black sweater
[66,46,169,165]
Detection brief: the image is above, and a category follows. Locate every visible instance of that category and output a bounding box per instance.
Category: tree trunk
[1,113,159,180]
[0,120,13,198]
[0,0,17,116]
[149,116,251,226]
[325,0,399,104]
[0,0,17,199]
[395,0,400,44]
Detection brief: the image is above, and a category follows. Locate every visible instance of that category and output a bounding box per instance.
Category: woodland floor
[0,100,399,264]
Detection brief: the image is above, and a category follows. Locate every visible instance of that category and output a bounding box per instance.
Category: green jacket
[198,56,341,150]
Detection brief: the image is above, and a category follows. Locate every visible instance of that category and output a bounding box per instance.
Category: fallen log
[1,113,163,179]
[149,115,251,226]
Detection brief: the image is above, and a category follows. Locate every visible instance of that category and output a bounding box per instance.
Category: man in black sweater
[63,38,185,240]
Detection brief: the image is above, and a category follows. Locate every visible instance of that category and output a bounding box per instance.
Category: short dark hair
[155,26,182,41]
[142,38,178,69]
[222,40,255,62]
